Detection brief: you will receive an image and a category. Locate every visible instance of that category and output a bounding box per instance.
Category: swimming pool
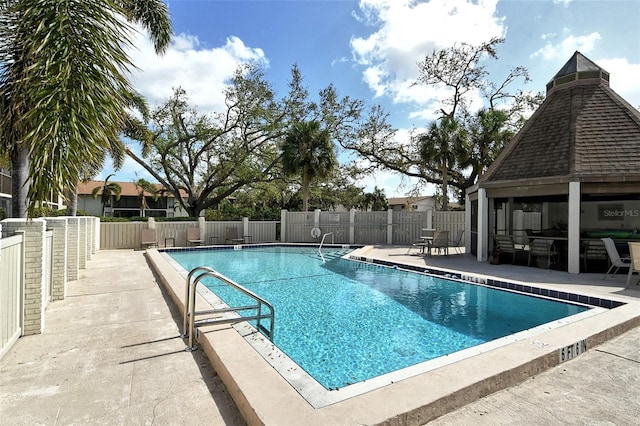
[168,246,591,391]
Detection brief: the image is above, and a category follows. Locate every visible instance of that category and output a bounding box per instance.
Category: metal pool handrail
[184,266,275,351]
[318,232,334,262]
[183,266,215,337]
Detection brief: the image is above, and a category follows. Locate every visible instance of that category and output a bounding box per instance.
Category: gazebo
[466,51,640,273]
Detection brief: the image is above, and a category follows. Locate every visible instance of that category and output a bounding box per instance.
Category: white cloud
[598,57,640,108]
[101,29,268,182]
[350,0,506,112]
[530,32,601,61]
[125,28,267,113]
[528,31,640,107]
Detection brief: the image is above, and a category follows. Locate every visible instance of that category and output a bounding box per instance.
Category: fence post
[46,218,68,301]
[78,217,87,270]
[198,217,206,241]
[349,209,356,244]
[94,217,100,253]
[242,217,249,240]
[1,219,46,335]
[314,209,321,229]
[66,217,80,281]
[387,209,393,244]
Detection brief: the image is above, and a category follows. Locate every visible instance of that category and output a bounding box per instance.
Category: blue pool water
[169,246,589,390]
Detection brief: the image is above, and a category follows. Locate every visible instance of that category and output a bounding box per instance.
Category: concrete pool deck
[1,247,640,424]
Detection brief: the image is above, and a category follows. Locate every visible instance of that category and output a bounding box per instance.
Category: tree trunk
[10,145,30,218]
[66,187,78,216]
[441,161,449,211]
[302,170,310,212]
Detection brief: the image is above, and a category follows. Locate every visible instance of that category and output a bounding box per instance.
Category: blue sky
[102,0,640,197]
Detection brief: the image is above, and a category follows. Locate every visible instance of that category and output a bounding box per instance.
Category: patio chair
[406,228,435,256]
[528,238,558,269]
[186,228,203,246]
[493,235,525,264]
[626,242,640,287]
[601,237,631,280]
[581,240,608,272]
[448,229,464,254]
[430,230,449,256]
[141,228,157,249]
[225,227,245,244]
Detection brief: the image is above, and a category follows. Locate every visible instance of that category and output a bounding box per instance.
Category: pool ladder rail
[318,232,334,262]
[182,266,275,351]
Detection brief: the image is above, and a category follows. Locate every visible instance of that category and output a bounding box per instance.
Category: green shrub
[99,216,131,222]
[155,216,199,222]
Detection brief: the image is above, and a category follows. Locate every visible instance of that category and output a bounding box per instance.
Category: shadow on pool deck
[2,247,640,425]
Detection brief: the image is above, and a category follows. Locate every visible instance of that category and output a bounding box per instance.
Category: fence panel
[100,222,146,249]
[523,212,542,231]
[97,211,467,247]
[1,234,23,359]
[433,211,465,241]
[247,221,278,243]
[354,211,387,245]
[286,212,316,243]
[155,222,200,247]
[392,211,430,245]
[318,211,350,244]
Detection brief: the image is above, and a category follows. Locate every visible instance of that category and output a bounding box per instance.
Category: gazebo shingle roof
[480,51,640,186]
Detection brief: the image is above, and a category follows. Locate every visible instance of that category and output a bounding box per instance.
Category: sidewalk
[0,249,244,425]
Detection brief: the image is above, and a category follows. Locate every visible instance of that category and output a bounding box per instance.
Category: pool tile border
[161,243,625,311]
[348,255,626,310]
[160,242,362,254]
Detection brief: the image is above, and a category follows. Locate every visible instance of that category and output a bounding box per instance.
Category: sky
[100,0,640,198]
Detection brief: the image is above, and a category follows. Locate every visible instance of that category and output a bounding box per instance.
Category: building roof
[480,51,640,189]
[77,181,185,198]
[387,196,433,206]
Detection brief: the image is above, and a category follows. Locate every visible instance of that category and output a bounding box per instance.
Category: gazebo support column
[568,182,581,274]
[477,188,489,261]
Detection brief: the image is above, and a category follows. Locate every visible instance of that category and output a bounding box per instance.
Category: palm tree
[281,120,338,212]
[91,174,122,217]
[468,108,513,178]
[0,0,171,218]
[419,116,468,211]
[134,178,158,217]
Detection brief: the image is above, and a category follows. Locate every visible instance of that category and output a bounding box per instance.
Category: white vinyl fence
[1,232,22,359]
[283,209,464,246]
[100,210,466,249]
[0,217,98,360]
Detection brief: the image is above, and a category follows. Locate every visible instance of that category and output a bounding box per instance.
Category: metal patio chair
[528,238,559,268]
[626,242,640,287]
[493,234,525,264]
[601,237,630,280]
[187,228,203,246]
[448,229,464,254]
[141,228,158,249]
